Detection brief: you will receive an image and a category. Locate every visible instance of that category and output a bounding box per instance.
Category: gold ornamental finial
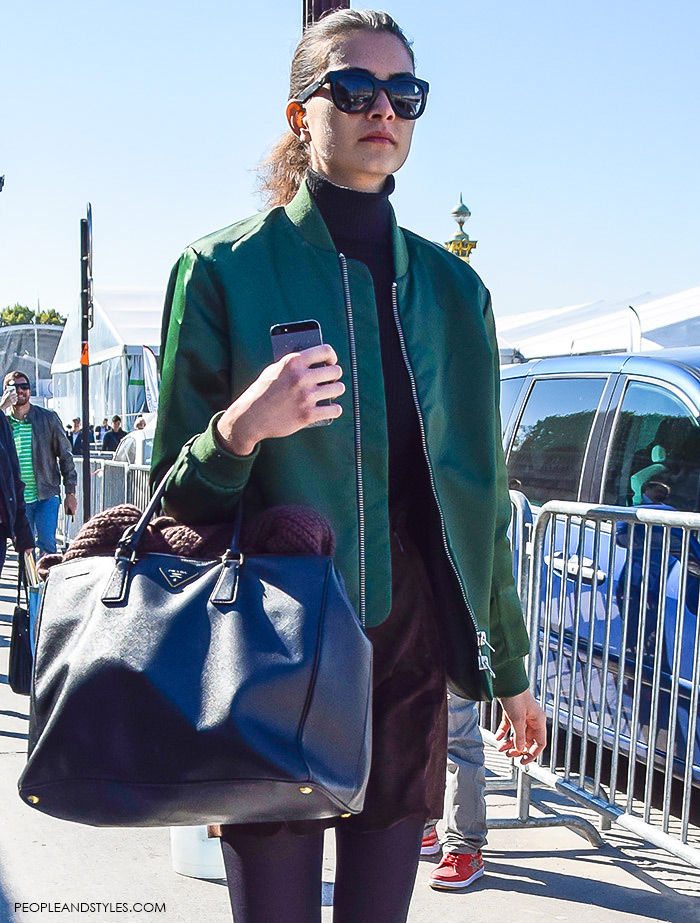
[445,194,477,262]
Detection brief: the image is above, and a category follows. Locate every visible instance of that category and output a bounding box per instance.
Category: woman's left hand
[495,689,547,765]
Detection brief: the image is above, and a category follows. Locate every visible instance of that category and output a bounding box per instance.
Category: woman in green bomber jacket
[152,10,546,922]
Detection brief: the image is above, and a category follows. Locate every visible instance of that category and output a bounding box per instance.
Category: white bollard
[169,826,226,880]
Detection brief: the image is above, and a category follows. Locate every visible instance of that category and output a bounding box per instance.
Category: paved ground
[1,551,700,923]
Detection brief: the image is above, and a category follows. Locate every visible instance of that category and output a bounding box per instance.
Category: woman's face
[291,31,417,193]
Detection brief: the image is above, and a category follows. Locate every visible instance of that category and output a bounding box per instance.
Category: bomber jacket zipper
[338,253,366,629]
[391,282,495,679]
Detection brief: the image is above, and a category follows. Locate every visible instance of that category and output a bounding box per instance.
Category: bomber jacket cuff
[189,412,260,489]
[492,658,529,699]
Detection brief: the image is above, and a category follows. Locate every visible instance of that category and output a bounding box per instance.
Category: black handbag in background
[8,563,32,696]
[18,474,373,827]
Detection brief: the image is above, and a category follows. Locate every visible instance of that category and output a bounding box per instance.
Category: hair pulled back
[257,9,414,207]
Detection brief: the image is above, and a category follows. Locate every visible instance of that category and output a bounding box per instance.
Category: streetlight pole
[79,205,94,522]
[34,298,40,392]
[303,0,348,30]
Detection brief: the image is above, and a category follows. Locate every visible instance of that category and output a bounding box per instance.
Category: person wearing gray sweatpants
[422,693,487,890]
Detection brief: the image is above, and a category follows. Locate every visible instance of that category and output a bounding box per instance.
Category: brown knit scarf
[38,504,337,580]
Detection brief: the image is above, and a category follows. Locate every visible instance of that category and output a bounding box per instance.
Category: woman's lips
[359,133,396,144]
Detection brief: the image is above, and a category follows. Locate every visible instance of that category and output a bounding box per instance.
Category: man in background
[102,415,127,452]
[422,694,487,890]
[0,384,34,579]
[71,416,95,455]
[2,370,77,558]
[71,417,81,449]
[94,418,108,445]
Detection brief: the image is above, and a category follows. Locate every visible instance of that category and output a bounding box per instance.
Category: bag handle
[16,557,29,609]
[114,465,243,561]
[103,466,244,606]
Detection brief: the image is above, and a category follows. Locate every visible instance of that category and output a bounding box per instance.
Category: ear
[286,101,311,143]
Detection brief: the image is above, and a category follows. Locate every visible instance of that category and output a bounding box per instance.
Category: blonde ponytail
[257,133,311,208]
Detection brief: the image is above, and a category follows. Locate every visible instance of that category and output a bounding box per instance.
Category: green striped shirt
[9,415,38,503]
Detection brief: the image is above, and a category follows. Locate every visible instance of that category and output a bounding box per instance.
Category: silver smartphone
[270,319,324,361]
[270,319,333,426]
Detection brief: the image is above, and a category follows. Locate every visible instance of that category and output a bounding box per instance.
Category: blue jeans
[24,495,60,558]
[427,694,488,854]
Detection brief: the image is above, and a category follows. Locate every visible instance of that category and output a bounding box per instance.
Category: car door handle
[545,552,607,585]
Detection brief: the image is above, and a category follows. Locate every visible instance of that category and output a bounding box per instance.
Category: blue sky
[2,0,699,323]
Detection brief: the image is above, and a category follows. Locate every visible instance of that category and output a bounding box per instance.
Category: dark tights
[220,816,424,923]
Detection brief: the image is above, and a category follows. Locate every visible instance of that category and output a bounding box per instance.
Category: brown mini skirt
[220,511,448,840]
[348,514,448,830]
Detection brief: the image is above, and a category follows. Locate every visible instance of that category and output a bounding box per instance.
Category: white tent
[496,284,700,362]
[51,288,162,429]
[0,324,63,401]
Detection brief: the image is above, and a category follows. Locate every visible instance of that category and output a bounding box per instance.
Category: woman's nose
[368,89,395,119]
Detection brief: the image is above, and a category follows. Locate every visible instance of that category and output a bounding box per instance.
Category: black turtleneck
[306,170,425,509]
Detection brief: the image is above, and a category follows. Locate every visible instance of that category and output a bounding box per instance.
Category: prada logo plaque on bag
[18,470,373,828]
[158,562,210,589]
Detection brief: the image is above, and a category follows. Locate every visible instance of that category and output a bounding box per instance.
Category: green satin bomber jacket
[151,181,530,701]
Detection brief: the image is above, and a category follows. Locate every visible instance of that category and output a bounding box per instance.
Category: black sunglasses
[297,68,429,120]
[12,382,30,390]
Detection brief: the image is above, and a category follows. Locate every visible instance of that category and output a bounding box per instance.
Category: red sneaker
[420,826,441,856]
[429,851,484,890]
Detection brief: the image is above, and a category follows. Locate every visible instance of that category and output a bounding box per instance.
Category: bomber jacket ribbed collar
[284,181,410,279]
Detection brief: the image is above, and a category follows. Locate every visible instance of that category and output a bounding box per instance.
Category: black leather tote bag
[18,475,373,827]
[9,565,32,696]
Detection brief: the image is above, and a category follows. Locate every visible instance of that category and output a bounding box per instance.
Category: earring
[286,101,307,139]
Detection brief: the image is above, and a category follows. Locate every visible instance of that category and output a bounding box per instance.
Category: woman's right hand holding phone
[215,344,344,456]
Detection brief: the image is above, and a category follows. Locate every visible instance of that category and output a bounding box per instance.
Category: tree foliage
[36,308,66,326]
[0,303,66,326]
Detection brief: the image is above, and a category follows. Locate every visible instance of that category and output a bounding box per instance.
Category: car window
[507,377,606,504]
[114,435,136,465]
[499,377,523,431]
[603,380,700,511]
